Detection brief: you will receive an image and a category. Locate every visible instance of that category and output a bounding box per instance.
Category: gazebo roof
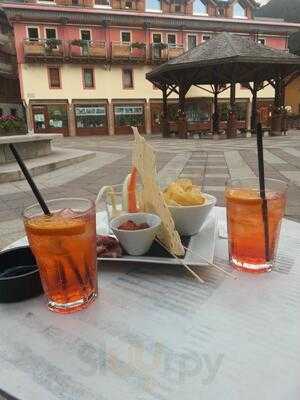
[146,32,300,86]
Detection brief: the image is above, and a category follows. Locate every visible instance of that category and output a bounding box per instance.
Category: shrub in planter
[131,42,146,49]
[152,42,168,50]
[71,39,90,55]
[0,116,26,136]
[45,38,62,55]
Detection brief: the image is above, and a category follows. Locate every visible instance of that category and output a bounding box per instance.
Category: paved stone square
[0,131,300,250]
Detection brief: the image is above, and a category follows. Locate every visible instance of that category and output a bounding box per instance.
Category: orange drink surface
[24,203,97,313]
[225,187,286,272]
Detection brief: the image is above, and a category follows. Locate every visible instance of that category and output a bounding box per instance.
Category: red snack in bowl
[118,220,150,231]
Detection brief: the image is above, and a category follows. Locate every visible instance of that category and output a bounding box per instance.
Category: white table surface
[0,207,299,400]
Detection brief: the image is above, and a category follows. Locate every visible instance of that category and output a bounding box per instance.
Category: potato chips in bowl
[163,179,216,236]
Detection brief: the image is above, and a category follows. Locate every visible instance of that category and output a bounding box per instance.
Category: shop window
[95,0,111,6]
[48,105,68,129]
[235,102,247,121]
[27,27,39,41]
[10,108,17,117]
[48,67,61,89]
[122,68,134,89]
[187,35,197,50]
[115,105,144,127]
[167,34,176,48]
[186,101,210,122]
[75,105,107,128]
[146,0,161,12]
[121,31,131,44]
[193,0,207,15]
[220,103,229,122]
[233,2,246,18]
[83,68,95,88]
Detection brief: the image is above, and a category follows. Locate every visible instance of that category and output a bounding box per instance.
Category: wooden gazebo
[146,32,300,138]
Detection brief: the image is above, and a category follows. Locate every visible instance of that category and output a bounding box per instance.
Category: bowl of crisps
[163,179,216,236]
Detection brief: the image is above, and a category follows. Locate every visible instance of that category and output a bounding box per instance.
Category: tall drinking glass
[23,198,98,313]
[225,178,287,273]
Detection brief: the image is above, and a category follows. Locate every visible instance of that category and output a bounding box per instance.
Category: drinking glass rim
[226,177,288,189]
[23,197,95,219]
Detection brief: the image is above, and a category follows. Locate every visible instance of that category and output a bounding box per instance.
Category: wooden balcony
[23,39,65,63]
[150,44,184,63]
[69,40,107,63]
[111,42,146,63]
[167,46,184,59]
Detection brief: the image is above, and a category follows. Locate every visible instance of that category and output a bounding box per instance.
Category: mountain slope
[255,0,300,55]
[255,0,300,22]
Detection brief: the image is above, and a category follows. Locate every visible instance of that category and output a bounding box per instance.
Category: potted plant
[71,39,90,56]
[130,42,146,58]
[0,116,26,136]
[24,40,45,56]
[45,38,62,55]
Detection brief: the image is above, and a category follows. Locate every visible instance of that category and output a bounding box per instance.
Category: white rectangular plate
[97,210,217,266]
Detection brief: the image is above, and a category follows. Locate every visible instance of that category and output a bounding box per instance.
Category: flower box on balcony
[111,0,121,7]
[56,0,71,5]
[24,41,45,56]
[131,48,145,59]
[90,46,106,58]
[112,44,131,58]
[82,0,94,7]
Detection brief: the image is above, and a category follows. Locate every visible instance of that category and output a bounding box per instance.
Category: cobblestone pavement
[0,130,300,250]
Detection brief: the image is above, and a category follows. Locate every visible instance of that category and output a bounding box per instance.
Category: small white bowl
[168,193,217,236]
[110,212,161,256]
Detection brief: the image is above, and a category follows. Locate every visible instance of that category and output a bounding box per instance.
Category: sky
[257,0,270,4]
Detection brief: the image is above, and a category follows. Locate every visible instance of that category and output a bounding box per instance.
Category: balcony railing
[69,40,107,60]
[111,42,146,62]
[23,39,64,60]
[150,44,184,63]
[23,39,184,64]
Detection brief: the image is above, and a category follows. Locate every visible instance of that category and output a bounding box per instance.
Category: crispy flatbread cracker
[132,127,184,256]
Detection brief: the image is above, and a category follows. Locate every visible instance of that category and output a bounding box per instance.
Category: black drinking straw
[256,123,270,262]
[9,144,51,215]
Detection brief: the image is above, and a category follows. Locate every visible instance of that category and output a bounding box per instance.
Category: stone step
[0,147,96,183]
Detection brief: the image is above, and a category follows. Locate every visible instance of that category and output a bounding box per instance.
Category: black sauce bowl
[0,246,43,303]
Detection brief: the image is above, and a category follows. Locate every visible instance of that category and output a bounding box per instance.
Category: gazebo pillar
[212,85,220,138]
[161,84,170,138]
[251,82,258,134]
[226,83,238,138]
[178,84,188,139]
[271,76,285,136]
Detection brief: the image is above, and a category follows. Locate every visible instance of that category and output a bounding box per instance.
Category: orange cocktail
[24,198,98,313]
[225,178,287,273]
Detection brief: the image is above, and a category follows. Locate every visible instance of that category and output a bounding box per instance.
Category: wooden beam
[212,83,220,136]
[251,81,258,133]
